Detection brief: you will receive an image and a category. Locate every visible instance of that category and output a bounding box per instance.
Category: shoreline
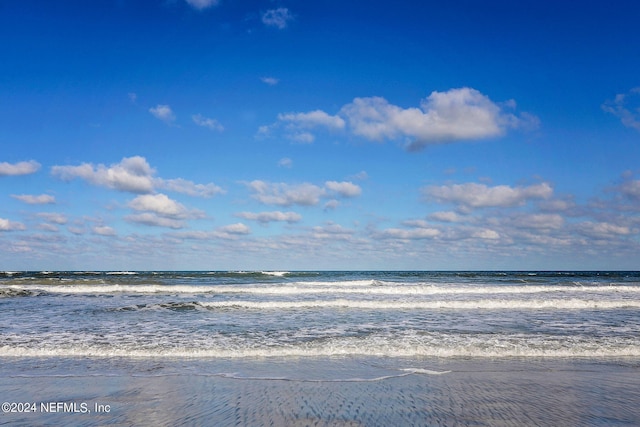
[2,356,639,426]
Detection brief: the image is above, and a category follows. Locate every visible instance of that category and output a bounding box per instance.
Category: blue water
[2,270,639,359]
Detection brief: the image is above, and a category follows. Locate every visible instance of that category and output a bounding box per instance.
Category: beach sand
[1,357,639,426]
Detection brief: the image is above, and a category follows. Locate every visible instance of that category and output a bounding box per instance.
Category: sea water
[1,270,640,359]
[2,271,640,425]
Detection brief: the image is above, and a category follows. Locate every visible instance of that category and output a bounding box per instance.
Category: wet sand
[1,357,639,426]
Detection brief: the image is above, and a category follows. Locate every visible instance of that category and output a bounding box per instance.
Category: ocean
[1,271,639,425]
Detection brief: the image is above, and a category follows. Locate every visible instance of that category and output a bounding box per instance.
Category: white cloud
[424,182,553,209]
[52,156,223,197]
[378,227,440,240]
[93,226,116,236]
[472,229,501,240]
[538,198,577,213]
[261,77,279,86]
[11,194,56,205]
[290,132,315,144]
[0,160,41,176]
[350,171,369,181]
[325,181,362,197]
[619,178,640,200]
[38,223,59,232]
[129,194,190,218]
[311,223,355,240]
[510,213,565,230]
[341,88,538,150]
[125,213,185,229]
[158,178,225,198]
[278,157,292,168]
[127,194,204,230]
[0,218,26,232]
[428,211,463,222]
[246,180,325,206]
[67,226,85,235]
[128,92,137,103]
[236,211,302,224]
[219,223,251,235]
[402,219,431,228]
[184,0,219,10]
[274,110,346,143]
[244,180,361,206]
[324,200,339,210]
[278,110,346,131]
[149,104,175,123]
[173,223,251,241]
[262,8,294,29]
[52,156,156,193]
[37,213,67,224]
[578,221,632,239]
[265,88,537,150]
[193,114,224,131]
[602,88,640,131]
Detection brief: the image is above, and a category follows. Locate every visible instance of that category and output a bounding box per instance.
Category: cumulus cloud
[125,213,185,229]
[324,181,362,197]
[184,0,219,10]
[341,88,538,150]
[578,221,632,239]
[274,110,346,143]
[52,156,156,193]
[262,8,294,29]
[618,177,640,200]
[52,156,223,197]
[428,211,463,222]
[324,200,339,210]
[38,223,59,232]
[173,223,251,241]
[602,88,640,131]
[93,226,116,236]
[236,211,302,224]
[129,194,190,218]
[424,182,553,210]
[192,114,224,131]
[0,218,26,231]
[311,223,355,240]
[219,223,250,235]
[509,213,565,230]
[472,229,501,240]
[245,180,325,206]
[245,180,362,206]
[159,178,225,198]
[378,227,441,240]
[149,104,175,123]
[11,194,56,205]
[127,194,204,229]
[278,110,346,131]
[0,160,41,176]
[37,213,67,224]
[264,88,538,149]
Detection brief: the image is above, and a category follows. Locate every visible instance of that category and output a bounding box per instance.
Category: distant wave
[2,283,639,297]
[105,298,640,312]
[2,340,639,359]
[260,271,290,277]
[198,299,640,311]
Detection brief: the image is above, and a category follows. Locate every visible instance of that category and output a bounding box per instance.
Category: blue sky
[1,0,640,270]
